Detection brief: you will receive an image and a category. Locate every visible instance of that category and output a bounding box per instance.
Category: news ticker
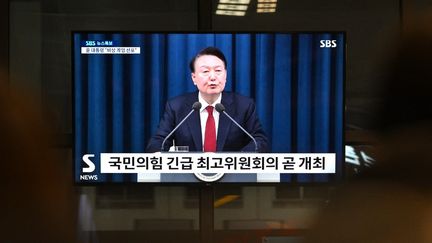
[93,153,336,174]
[81,47,141,54]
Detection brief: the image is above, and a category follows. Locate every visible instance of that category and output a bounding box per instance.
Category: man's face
[191,55,226,96]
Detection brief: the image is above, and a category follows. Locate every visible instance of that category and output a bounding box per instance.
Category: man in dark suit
[145,47,268,182]
[146,47,268,153]
[145,91,268,153]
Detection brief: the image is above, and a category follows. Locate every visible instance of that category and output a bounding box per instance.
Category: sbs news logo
[80,154,98,181]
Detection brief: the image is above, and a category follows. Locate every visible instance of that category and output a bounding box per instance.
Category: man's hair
[189,47,227,72]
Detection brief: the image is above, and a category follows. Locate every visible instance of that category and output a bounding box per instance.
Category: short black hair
[189,47,227,73]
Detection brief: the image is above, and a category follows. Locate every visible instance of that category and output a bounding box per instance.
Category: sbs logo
[319,40,337,48]
[80,154,98,181]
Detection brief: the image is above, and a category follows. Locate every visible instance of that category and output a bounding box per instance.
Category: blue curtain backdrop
[74,33,344,183]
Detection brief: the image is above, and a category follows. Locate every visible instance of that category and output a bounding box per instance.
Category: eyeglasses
[197,69,226,78]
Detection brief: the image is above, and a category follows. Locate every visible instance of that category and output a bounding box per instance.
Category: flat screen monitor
[73,32,345,184]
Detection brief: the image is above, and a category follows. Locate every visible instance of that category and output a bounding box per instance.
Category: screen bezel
[72,31,346,186]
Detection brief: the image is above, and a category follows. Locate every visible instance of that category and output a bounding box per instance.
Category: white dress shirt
[198,92,222,150]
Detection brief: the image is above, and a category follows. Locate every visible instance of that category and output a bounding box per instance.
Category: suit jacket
[146,91,269,153]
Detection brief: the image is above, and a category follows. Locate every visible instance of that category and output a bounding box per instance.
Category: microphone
[160,102,202,152]
[215,103,258,152]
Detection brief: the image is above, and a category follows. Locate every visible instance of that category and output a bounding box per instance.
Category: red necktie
[204,106,216,152]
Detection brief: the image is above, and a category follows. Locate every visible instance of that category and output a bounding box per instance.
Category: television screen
[73,32,345,183]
